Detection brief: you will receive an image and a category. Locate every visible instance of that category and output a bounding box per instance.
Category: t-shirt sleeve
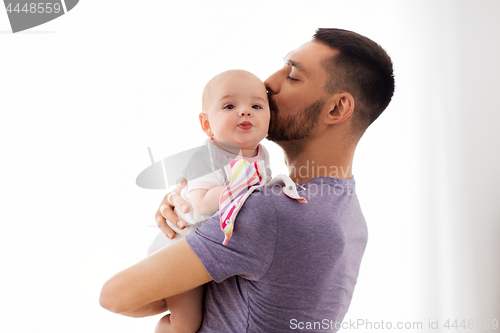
[186,189,278,282]
[187,169,226,192]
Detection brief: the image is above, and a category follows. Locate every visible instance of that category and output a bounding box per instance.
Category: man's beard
[267,94,325,142]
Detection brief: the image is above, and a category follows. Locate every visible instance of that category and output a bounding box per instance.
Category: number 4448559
[444,319,498,330]
[6,3,62,14]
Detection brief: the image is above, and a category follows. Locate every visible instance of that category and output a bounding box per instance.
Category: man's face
[264,41,335,142]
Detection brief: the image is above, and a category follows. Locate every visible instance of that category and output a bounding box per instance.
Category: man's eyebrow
[283,53,307,74]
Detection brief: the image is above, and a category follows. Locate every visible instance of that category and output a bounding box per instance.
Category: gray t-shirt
[186,176,368,332]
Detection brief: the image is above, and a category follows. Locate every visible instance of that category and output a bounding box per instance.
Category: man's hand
[155,178,190,240]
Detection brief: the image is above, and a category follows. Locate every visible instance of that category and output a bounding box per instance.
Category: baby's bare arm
[190,186,226,216]
[155,286,204,333]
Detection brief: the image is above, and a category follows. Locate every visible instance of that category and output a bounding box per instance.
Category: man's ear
[199,113,214,137]
[325,93,355,125]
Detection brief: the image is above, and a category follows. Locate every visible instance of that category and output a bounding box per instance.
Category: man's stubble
[267,94,325,145]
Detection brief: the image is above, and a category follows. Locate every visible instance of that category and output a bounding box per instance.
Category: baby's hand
[155,178,190,239]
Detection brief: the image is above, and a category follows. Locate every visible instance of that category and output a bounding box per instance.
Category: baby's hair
[201,69,261,114]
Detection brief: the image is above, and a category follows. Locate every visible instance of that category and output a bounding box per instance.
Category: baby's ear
[199,113,213,137]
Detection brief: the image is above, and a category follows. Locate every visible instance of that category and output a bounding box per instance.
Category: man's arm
[99,238,212,316]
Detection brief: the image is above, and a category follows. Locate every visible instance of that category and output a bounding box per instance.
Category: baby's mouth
[238,121,253,130]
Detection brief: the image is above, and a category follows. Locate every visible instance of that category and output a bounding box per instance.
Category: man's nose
[264,70,281,95]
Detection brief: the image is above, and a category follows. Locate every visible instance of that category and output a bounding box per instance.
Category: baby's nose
[239,109,251,116]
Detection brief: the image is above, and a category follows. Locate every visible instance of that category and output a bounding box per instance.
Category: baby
[150,69,272,333]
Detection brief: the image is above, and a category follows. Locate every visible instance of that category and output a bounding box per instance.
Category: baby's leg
[154,285,204,333]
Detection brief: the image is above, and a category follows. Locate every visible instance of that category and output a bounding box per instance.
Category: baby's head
[199,70,270,157]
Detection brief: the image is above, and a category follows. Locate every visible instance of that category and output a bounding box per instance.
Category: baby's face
[203,72,270,152]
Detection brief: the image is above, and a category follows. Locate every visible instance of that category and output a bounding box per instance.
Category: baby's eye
[224,104,235,110]
[287,76,299,82]
[252,105,262,109]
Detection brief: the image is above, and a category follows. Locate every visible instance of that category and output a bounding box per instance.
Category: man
[100,28,394,332]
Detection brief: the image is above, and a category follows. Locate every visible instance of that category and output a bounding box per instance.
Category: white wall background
[1,1,499,332]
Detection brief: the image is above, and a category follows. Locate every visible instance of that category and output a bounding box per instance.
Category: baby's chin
[238,146,260,157]
[212,138,262,156]
[211,140,241,154]
[236,140,262,150]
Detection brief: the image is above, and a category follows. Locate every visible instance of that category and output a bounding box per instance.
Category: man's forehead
[284,41,312,57]
[284,49,294,59]
[283,47,303,63]
[283,41,337,70]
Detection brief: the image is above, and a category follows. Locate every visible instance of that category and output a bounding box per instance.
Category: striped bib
[219,158,307,245]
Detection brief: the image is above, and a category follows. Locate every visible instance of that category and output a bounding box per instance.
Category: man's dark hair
[313,28,395,136]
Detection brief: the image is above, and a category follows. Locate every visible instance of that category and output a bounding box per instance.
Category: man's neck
[279,136,355,184]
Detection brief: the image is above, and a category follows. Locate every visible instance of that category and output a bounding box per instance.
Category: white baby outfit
[147,139,306,254]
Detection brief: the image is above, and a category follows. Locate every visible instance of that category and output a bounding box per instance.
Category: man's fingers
[166,192,177,206]
[177,177,188,189]
[166,192,190,215]
[155,214,176,240]
[160,203,187,230]
[155,184,190,238]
